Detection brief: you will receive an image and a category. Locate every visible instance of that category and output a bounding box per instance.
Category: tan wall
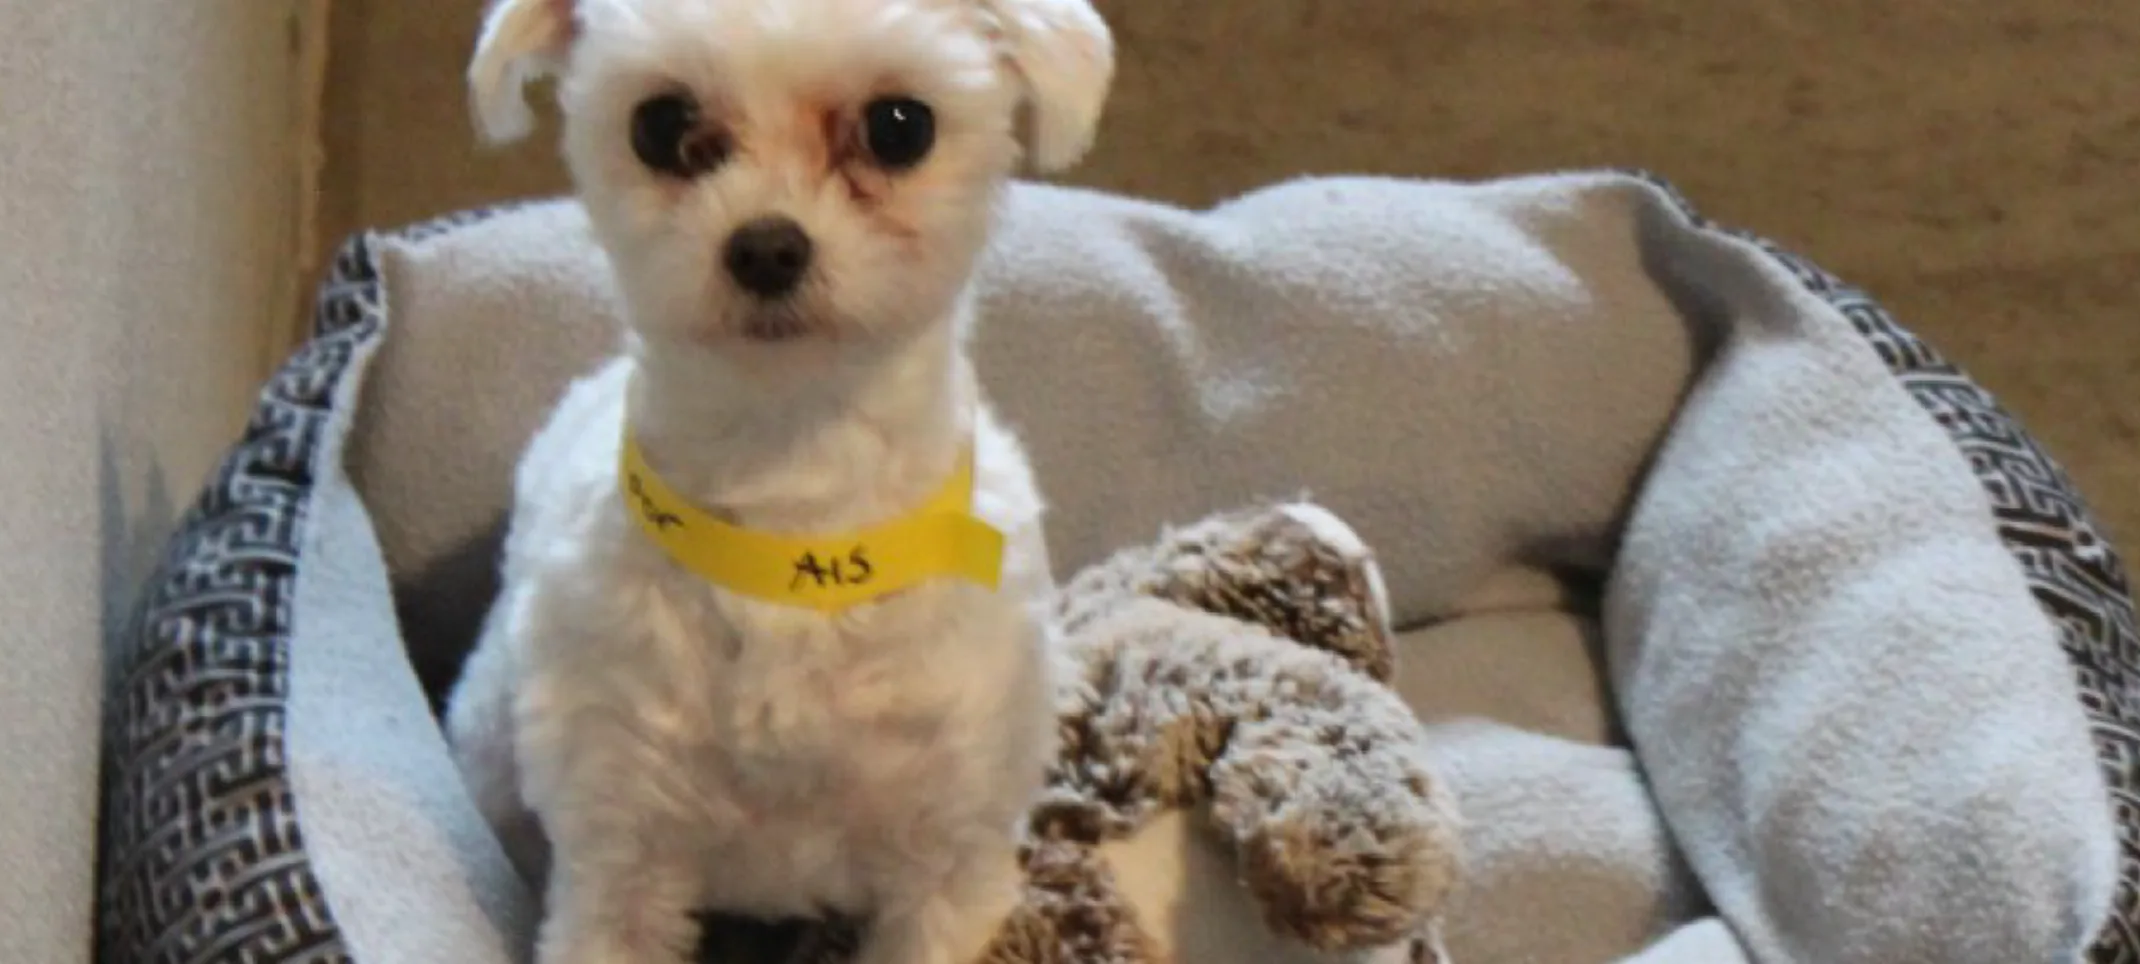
[319,1,2140,539]
[0,2,317,957]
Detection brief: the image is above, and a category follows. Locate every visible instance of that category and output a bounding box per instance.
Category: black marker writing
[790,546,875,592]
[627,474,683,531]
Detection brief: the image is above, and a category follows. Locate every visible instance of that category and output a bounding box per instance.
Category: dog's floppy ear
[981,0,1114,172]
[468,0,579,143]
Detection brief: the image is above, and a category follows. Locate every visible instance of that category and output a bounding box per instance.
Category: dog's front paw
[539,931,697,964]
[858,868,1024,964]
[851,923,949,964]
[537,874,704,964]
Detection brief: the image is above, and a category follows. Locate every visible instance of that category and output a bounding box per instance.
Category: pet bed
[98,170,2140,964]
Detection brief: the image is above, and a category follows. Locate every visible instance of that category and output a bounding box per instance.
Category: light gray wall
[0,2,314,957]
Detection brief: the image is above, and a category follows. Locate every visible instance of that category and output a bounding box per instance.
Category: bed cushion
[97,171,2139,964]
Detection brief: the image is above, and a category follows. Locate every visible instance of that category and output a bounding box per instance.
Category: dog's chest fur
[501,360,1056,917]
[620,565,1033,911]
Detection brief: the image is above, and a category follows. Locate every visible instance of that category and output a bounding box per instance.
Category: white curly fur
[443,2,1113,963]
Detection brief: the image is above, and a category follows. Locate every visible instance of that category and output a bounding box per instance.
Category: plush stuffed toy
[696,503,1465,964]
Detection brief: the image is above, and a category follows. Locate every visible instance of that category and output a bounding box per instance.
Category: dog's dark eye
[861,97,935,171]
[631,92,727,177]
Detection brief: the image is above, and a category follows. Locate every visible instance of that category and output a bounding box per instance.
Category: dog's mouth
[740,314,813,343]
[729,303,852,345]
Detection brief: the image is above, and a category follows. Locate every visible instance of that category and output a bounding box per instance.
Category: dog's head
[468,0,1112,361]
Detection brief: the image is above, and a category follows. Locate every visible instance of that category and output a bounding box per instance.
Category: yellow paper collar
[619,433,1006,611]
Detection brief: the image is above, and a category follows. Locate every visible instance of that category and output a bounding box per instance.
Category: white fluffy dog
[440,1,1113,963]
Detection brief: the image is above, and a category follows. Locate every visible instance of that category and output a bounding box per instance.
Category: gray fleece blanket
[311,171,2118,964]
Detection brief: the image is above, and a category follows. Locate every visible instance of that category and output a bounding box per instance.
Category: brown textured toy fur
[696,502,1463,964]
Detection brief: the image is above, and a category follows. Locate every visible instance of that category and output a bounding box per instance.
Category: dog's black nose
[723,217,813,298]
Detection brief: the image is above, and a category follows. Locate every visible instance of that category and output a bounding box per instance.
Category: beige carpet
[319,0,2140,545]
